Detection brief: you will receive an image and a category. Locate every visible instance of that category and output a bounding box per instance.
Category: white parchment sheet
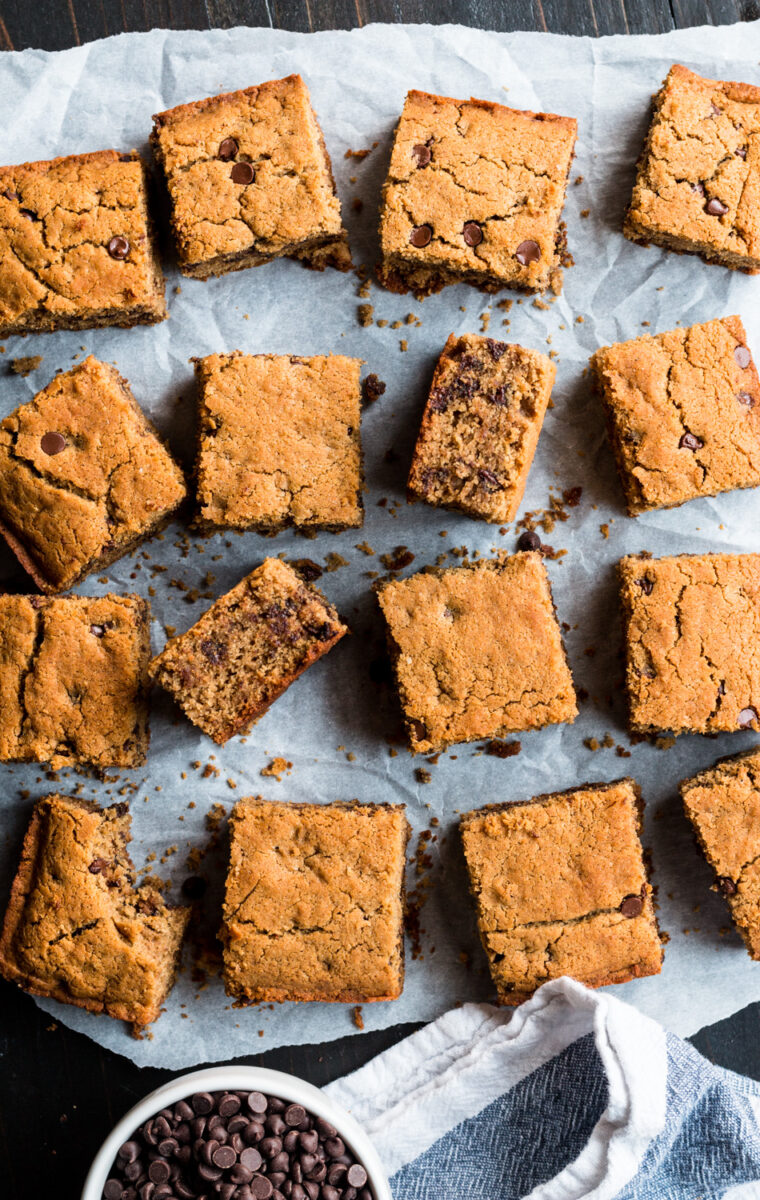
[2,20,760,1067]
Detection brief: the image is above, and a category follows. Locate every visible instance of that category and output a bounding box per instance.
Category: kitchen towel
[326,977,760,1199]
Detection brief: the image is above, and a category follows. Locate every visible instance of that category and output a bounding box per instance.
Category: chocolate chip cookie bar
[591,316,760,515]
[377,89,577,298]
[0,356,187,593]
[375,553,577,754]
[407,333,555,523]
[150,558,347,744]
[619,552,760,735]
[0,593,150,769]
[194,352,363,532]
[0,794,189,1032]
[0,149,166,337]
[222,798,409,1004]
[460,779,663,1005]
[681,747,760,958]
[151,75,351,279]
[625,65,760,272]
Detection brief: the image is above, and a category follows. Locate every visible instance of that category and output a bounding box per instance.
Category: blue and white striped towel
[326,979,760,1199]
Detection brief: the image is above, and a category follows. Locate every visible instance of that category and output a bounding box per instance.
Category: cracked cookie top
[625,65,760,267]
[376,552,577,754]
[0,356,187,592]
[620,552,760,734]
[151,75,346,271]
[379,89,577,294]
[0,149,166,335]
[222,798,409,1003]
[592,316,760,514]
[193,352,363,531]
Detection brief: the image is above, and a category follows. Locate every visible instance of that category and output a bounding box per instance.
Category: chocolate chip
[347,1166,368,1188]
[219,137,239,160]
[515,239,540,265]
[636,577,654,595]
[411,143,431,167]
[148,1162,171,1185]
[716,875,738,895]
[40,431,66,455]
[409,224,432,247]
[620,894,644,917]
[517,530,541,552]
[409,719,428,744]
[192,1093,215,1115]
[19,208,36,220]
[240,1147,263,1172]
[213,1145,237,1170]
[89,857,108,874]
[231,161,255,185]
[478,467,502,492]
[462,221,483,247]
[105,1182,123,1200]
[428,387,450,412]
[679,432,703,450]
[3,188,19,201]
[200,638,227,664]
[737,392,755,407]
[486,338,507,361]
[108,235,130,259]
[119,1141,141,1163]
[691,181,706,196]
[736,146,748,159]
[738,706,758,728]
[735,345,752,368]
[219,1094,241,1118]
[710,102,722,117]
[91,624,106,638]
[704,197,728,215]
[284,1106,306,1128]
[324,1138,345,1159]
[251,1178,274,1199]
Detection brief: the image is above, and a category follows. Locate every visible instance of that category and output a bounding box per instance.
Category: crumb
[481,739,521,758]
[356,541,375,556]
[532,299,550,311]
[415,768,432,784]
[380,546,415,571]
[575,315,584,323]
[580,209,590,218]
[400,339,408,352]
[290,557,323,582]
[9,355,43,376]
[352,1005,365,1029]
[362,373,386,405]
[600,523,610,539]
[584,737,600,751]
[324,552,349,572]
[358,303,374,327]
[261,756,292,781]
[344,146,374,159]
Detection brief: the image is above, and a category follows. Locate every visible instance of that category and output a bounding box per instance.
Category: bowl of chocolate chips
[82,1067,391,1200]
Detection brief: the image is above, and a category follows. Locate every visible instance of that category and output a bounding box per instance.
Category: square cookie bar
[151,75,350,279]
[0,150,166,337]
[625,65,760,272]
[0,593,150,770]
[0,356,186,593]
[375,553,577,754]
[222,798,409,1004]
[591,317,760,515]
[0,795,189,1032]
[619,552,760,735]
[460,780,663,1004]
[407,333,555,523]
[681,747,760,958]
[194,352,363,532]
[150,558,347,744]
[377,90,577,298]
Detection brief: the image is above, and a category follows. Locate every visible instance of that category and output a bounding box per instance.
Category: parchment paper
[2,19,760,1068]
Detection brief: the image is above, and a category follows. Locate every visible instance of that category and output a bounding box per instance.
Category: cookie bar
[150,558,347,744]
[460,780,663,1004]
[407,333,555,523]
[377,89,576,298]
[0,149,166,337]
[151,75,351,279]
[194,352,363,532]
[0,794,189,1032]
[625,65,760,272]
[619,552,760,734]
[0,356,187,593]
[375,553,577,754]
[221,798,410,1004]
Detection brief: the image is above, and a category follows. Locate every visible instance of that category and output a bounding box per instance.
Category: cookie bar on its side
[375,553,577,754]
[221,798,410,1004]
[0,795,189,1033]
[460,780,663,1004]
[407,333,555,523]
[150,558,347,744]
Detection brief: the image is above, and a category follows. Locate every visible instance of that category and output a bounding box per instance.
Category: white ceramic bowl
[82,1065,391,1200]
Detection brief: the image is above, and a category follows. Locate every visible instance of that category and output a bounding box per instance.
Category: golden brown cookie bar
[681,747,760,958]
[0,593,150,770]
[460,780,663,1004]
[151,75,351,279]
[0,149,166,337]
[0,795,189,1033]
[221,798,409,1004]
[150,558,347,744]
[619,552,760,735]
[625,65,760,272]
[591,316,760,515]
[407,333,555,523]
[377,90,576,298]
[375,553,577,754]
[193,352,363,532]
[0,356,187,593]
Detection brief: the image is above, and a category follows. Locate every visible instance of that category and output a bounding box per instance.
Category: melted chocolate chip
[2,188,19,201]
[411,143,432,167]
[716,875,738,896]
[40,431,66,455]
[691,181,706,196]
[710,102,722,117]
[738,706,758,728]
[486,338,507,361]
[735,345,752,368]
[705,197,728,216]
[736,146,748,159]
[462,221,483,247]
[231,161,255,185]
[107,235,130,260]
[679,432,703,450]
[737,392,755,407]
[88,858,108,874]
[409,718,428,743]
[200,638,227,664]
[490,386,509,406]
[409,224,432,248]
[478,467,502,492]
[620,894,644,918]
[515,239,540,265]
[19,208,36,220]
[428,387,450,412]
[218,137,239,160]
[637,577,654,595]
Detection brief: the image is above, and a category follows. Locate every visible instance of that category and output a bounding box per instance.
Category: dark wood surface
[2,2,760,1197]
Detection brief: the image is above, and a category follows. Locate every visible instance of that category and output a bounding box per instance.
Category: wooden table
[1,3,758,1197]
